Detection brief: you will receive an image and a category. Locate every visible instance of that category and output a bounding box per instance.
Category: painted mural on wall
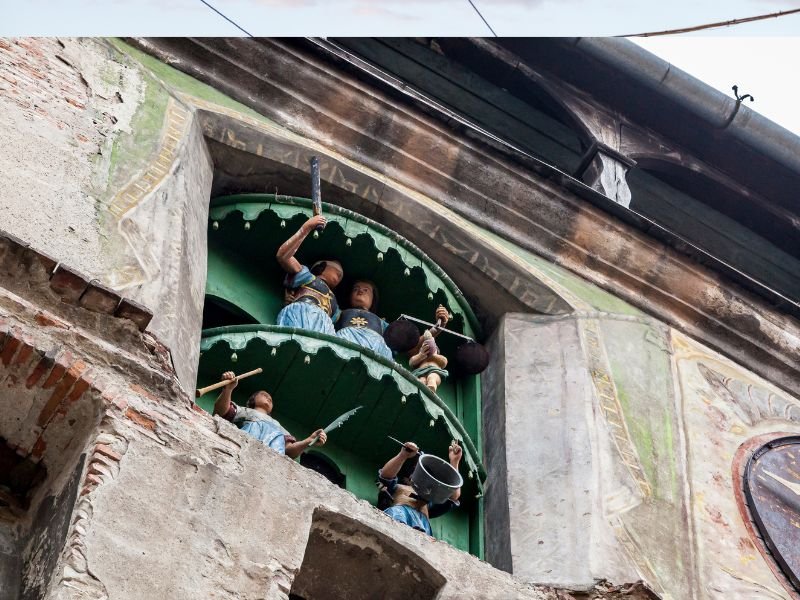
[612,330,800,599]
[505,248,800,598]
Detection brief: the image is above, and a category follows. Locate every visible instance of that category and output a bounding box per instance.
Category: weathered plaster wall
[0,526,20,600]
[487,305,800,598]
[485,314,637,590]
[78,409,548,600]
[0,37,212,387]
[482,320,512,574]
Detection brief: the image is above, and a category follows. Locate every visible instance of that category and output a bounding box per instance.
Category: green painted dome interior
[200,194,486,556]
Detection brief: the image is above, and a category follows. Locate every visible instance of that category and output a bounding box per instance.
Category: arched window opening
[300,452,346,489]
[627,163,800,301]
[289,508,446,600]
[197,193,487,557]
[202,296,258,330]
[332,38,592,173]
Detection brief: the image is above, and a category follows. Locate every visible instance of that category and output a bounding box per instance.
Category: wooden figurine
[409,329,449,393]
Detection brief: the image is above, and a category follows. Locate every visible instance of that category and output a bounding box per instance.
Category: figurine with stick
[213,371,327,458]
[275,159,343,335]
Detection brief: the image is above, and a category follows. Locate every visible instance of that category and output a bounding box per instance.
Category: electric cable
[621,6,800,37]
[198,0,253,37]
[466,0,498,37]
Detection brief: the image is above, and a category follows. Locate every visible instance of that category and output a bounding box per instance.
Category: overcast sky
[3,1,799,134]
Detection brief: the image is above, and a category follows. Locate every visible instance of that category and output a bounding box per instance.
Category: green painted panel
[198,326,485,482]
[207,195,480,338]
[206,241,277,324]
[197,326,484,555]
[203,196,486,556]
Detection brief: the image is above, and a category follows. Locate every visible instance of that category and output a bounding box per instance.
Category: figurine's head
[247,390,273,413]
[350,280,378,312]
[311,260,343,289]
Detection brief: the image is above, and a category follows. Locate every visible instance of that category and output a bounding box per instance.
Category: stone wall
[3,35,800,600]
[0,37,211,389]
[0,247,552,599]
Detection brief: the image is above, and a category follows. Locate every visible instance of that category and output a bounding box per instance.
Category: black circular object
[383,319,420,352]
[455,341,490,374]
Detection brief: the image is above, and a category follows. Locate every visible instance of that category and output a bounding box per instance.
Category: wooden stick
[195,368,263,398]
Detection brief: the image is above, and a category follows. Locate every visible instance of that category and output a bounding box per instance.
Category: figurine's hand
[310,429,327,446]
[222,371,238,390]
[304,215,327,232]
[448,440,462,465]
[435,305,450,327]
[400,441,419,458]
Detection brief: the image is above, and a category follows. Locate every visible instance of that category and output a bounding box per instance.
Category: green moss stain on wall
[613,383,658,493]
[105,63,169,196]
[108,38,277,126]
[603,321,678,504]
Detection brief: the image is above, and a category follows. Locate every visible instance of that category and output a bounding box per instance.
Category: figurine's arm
[213,371,237,417]
[285,429,327,459]
[380,442,418,479]
[431,305,450,339]
[448,440,462,502]
[276,215,327,274]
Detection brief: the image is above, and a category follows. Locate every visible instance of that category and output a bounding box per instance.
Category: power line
[621,6,800,37]
[198,0,253,37]
[466,0,498,37]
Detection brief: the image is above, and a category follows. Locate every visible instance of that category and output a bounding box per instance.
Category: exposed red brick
[0,334,21,366]
[22,248,58,277]
[94,443,122,463]
[124,408,157,431]
[85,473,103,486]
[34,311,69,329]
[50,264,89,304]
[79,281,121,315]
[64,97,85,109]
[26,350,56,388]
[63,382,90,410]
[130,383,158,402]
[41,360,68,389]
[37,359,86,427]
[88,463,111,478]
[12,338,34,366]
[114,298,153,332]
[30,437,47,460]
[16,64,46,81]
[0,39,11,50]
[112,396,128,411]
